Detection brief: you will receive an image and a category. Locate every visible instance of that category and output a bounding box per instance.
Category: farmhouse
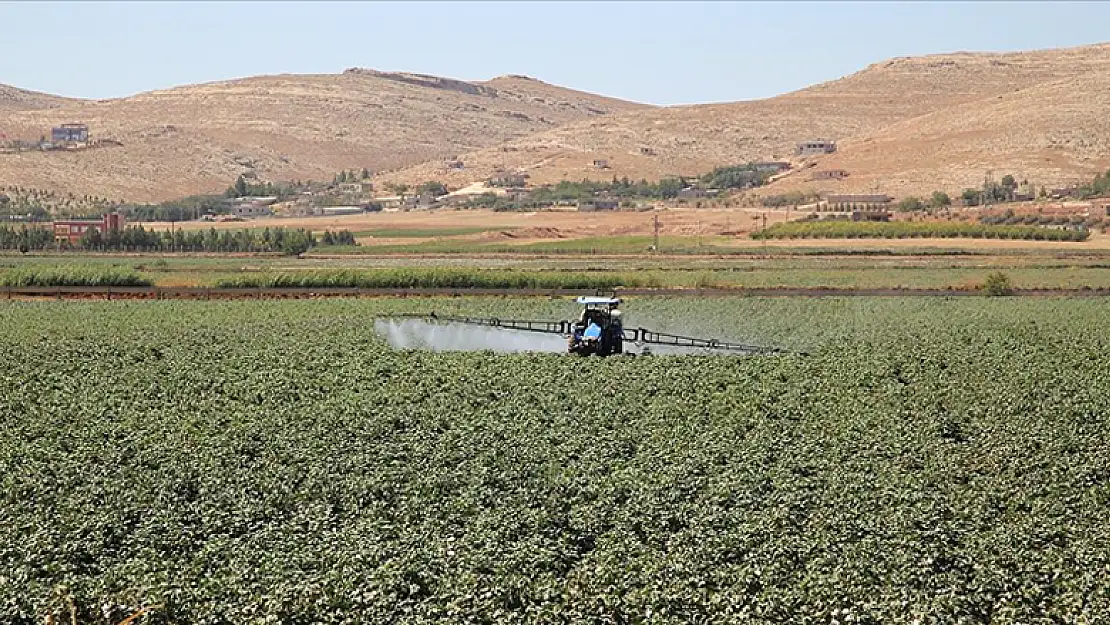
[676,187,720,200]
[811,169,849,180]
[577,198,619,212]
[592,159,610,170]
[823,193,893,209]
[51,123,89,146]
[376,195,419,211]
[315,206,365,216]
[228,196,277,218]
[488,170,528,187]
[795,140,837,156]
[337,181,373,194]
[52,212,124,244]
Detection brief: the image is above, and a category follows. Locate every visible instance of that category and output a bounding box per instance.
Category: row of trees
[699,165,772,191]
[334,169,372,184]
[753,220,1090,242]
[761,191,821,208]
[1078,169,1110,199]
[0,225,358,255]
[0,186,122,220]
[895,191,951,212]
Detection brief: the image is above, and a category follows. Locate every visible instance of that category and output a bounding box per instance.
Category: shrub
[982,271,1014,296]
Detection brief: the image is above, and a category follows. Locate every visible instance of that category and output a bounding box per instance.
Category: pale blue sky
[1,1,1108,106]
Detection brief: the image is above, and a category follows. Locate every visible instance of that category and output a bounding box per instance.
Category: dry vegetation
[381,43,1110,197]
[3,43,1110,202]
[0,71,647,202]
[0,84,73,112]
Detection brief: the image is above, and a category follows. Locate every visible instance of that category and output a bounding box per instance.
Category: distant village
[3,125,1109,231]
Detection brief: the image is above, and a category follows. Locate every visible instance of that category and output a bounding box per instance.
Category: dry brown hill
[0,84,74,112]
[381,42,1110,197]
[768,70,1110,200]
[0,70,647,202]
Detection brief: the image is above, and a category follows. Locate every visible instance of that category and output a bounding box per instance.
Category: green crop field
[9,252,1110,290]
[752,221,1091,242]
[3,297,1110,623]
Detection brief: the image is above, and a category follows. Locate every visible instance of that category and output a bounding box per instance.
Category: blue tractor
[567,297,624,357]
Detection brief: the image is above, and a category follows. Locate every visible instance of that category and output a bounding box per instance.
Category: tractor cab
[568,297,624,356]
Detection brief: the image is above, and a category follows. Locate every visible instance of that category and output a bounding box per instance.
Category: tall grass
[215,268,659,290]
[0,266,153,287]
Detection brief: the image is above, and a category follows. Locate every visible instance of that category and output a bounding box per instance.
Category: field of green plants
[16,252,1110,291]
[753,221,1091,241]
[214,267,661,290]
[3,297,1110,623]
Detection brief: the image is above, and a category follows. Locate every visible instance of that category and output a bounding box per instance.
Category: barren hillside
[0,84,74,112]
[0,71,647,202]
[381,42,1110,196]
[766,71,1110,199]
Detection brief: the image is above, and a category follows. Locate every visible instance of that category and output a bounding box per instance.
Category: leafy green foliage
[760,191,820,208]
[698,165,769,190]
[214,268,655,289]
[982,271,1014,296]
[753,221,1090,241]
[0,225,54,251]
[2,297,1110,622]
[1078,169,1110,199]
[319,230,358,246]
[0,265,152,286]
[897,196,925,212]
[0,226,355,255]
[0,185,120,219]
[120,194,227,221]
[224,174,288,199]
[416,181,449,197]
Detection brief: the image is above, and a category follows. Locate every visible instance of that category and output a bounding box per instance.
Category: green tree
[961,188,980,206]
[897,196,925,212]
[417,181,448,197]
[930,191,951,208]
[360,168,370,180]
[384,182,410,196]
[1001,174,1016,188]
[232,175,249,198]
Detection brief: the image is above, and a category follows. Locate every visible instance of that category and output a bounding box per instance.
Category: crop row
[0,265,151,287]
[214,268,661,290]
[752,220,1090,241]
[2,297,1109,623]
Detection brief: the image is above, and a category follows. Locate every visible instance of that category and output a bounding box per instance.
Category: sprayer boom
[385,312,794,356]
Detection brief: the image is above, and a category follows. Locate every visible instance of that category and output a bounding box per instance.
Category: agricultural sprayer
[383,297,797,356]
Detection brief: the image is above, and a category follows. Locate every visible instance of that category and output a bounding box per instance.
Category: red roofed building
[53,213,124,244]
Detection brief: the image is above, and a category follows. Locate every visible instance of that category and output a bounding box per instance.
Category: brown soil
[0,72,647,202]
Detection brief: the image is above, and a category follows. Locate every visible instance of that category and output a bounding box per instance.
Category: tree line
[0,225,358,255]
